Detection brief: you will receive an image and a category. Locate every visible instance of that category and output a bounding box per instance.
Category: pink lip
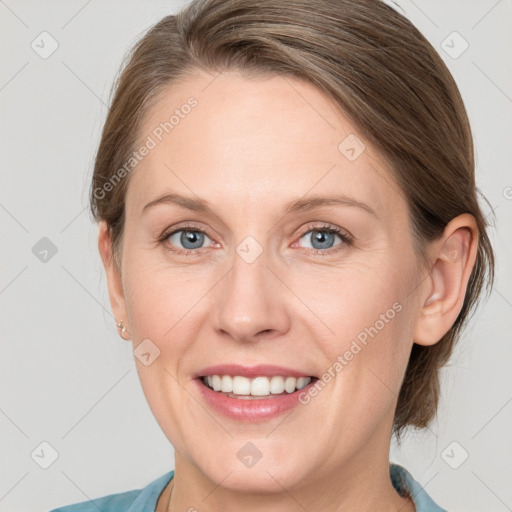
[194,377,317,422]
[195,364,314,379]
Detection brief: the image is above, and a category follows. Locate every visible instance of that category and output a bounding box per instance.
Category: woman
[50,0,494,510]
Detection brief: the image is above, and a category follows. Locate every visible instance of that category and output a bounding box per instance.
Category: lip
[193,366,318,422]
[194,364,314,379]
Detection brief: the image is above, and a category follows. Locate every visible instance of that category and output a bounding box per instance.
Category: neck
[164,425,415,512]
[165,465,414,512]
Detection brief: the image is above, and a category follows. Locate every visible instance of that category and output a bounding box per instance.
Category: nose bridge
[212,236,290,342]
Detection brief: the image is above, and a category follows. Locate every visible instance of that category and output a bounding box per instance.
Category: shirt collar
[126,470,174,512]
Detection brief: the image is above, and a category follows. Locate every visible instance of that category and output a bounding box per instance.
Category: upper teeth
[203,375,312,396]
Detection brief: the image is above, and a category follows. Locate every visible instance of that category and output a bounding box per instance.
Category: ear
[413,214,479,346]
[97,220,130,339]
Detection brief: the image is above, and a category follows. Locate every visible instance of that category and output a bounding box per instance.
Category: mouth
[193,365,319,421]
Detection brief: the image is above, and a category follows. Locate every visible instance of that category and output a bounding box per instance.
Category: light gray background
[0,1,511,511]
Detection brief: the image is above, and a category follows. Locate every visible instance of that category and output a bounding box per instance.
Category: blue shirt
[49,463,447,511]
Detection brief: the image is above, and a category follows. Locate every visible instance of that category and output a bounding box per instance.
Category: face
[106,69,426,493]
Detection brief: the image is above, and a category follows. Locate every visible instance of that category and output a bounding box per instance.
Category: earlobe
[413,215,478,346]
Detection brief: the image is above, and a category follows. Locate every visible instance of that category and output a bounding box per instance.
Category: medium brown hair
[90,0,494,436]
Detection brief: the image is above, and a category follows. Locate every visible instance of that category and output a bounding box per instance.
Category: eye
[294,224,352,254]
[171,229,210,249]
[158,222,352,256]
[159,226,214,254]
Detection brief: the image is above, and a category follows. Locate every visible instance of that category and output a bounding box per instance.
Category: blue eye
[296,226,349,253]
[299,229,342,251]
[166,229,212,251]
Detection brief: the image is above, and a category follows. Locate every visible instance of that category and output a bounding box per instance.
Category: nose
[212,245,292,344]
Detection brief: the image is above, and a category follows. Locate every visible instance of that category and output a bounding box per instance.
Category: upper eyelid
[162,222,345,237]
[297,223,347,236]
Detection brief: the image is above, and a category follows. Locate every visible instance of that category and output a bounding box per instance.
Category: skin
[98,69,478,512]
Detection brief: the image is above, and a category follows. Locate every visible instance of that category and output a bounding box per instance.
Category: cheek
[318,257,413,347]
[122,259,210,342]
[314,257,416,407]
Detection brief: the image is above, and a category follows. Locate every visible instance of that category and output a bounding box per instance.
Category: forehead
[126,69,405,221]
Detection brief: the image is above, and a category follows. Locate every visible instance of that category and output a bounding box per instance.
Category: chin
[185,440,304,492]
[210,465,301,495]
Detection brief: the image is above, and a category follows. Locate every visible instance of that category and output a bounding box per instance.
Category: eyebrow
[142,192,377,217]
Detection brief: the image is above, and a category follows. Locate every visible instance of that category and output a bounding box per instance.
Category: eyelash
[157,222,354,257]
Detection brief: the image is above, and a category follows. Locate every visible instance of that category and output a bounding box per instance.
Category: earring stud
[116,320,129,340]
